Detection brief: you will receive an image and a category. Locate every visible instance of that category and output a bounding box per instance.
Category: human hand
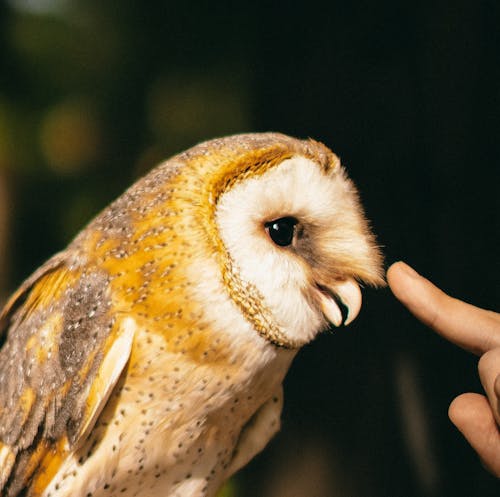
[387,261,500,477]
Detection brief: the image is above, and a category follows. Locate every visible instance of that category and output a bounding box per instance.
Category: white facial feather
[215,155,370,346]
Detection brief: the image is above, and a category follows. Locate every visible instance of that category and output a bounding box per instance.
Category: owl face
[214,152,383,348]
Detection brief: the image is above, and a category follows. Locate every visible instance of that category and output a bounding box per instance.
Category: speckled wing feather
[0,254,134,497]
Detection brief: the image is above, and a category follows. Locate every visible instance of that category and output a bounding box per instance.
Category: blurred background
[0,0,499,495]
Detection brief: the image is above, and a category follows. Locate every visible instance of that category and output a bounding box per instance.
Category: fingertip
[448,393,480,427]
[387,261,418,285]
[387,261,422,302]
[448,393,495,434]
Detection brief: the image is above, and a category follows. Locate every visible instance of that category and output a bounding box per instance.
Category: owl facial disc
[312,278,362,327]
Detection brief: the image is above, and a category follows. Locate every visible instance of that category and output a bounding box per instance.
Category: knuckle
[478,352,493,376]
[478,348,500,375]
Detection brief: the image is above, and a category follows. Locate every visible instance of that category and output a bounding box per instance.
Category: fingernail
[396,261,420,279]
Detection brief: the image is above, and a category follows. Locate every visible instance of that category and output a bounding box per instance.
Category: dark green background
[0,1,498,496]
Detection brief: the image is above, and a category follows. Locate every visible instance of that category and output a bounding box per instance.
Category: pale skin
[387,261,500,477]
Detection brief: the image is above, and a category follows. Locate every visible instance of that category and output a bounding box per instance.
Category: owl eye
[264,216,298,247]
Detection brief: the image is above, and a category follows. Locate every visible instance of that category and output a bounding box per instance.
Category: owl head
[81,132,383,352]
[121,132,384,350]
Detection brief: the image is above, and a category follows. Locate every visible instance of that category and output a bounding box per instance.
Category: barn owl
[0,133,383,497]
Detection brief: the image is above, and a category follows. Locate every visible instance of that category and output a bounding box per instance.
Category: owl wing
[0,254,135,497]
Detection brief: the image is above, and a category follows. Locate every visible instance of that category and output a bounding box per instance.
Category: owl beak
[313,278,362,327]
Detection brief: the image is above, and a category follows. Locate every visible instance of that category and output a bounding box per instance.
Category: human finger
[387,261,500,355]
[449,393,500,477]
